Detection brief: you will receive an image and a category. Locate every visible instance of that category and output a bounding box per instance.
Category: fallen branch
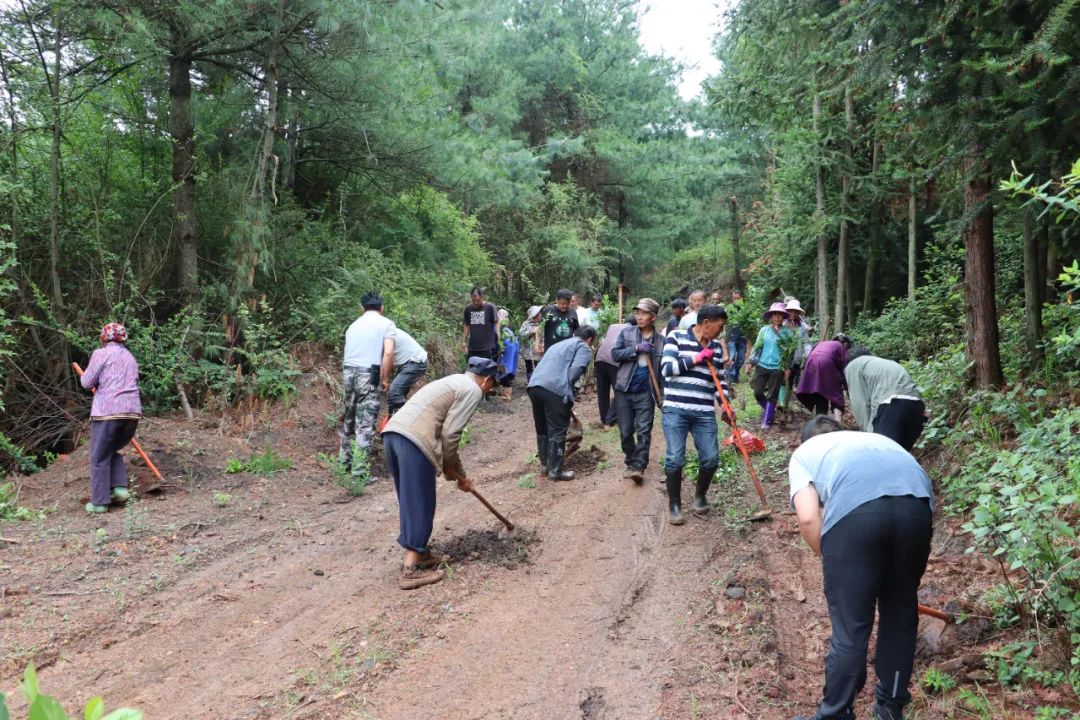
[0,536,20,544]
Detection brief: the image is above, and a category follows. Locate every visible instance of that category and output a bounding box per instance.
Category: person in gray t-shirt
[788,416,934,720]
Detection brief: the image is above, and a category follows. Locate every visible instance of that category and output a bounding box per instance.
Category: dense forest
[1,0,1079,711]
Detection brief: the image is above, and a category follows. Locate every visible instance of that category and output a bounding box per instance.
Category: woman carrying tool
[610,298,663,484]
[788,415,934,720]
[744,302,793,432]
[660,304,728,525]
[382,357,499,590]
[79,323,142,513]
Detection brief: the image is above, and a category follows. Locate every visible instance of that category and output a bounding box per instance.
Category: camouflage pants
[339,367,380,477]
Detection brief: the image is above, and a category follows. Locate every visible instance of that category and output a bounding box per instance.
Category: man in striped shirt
[660,304,729,525]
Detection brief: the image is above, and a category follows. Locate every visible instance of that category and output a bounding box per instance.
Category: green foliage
[212,492,232,508]
[517,473,537,490]
[920,667,957,694]
[0,482,41,521]
[0,664,141,720]
[724,286,768,339]
[335,443,369,497]
[224,448,292,477]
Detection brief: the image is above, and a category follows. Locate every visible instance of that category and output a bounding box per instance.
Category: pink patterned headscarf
[99,323,128,343]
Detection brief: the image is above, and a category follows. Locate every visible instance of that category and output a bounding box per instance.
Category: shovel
[705,358,772,521]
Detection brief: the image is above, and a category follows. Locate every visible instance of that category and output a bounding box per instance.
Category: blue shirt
[527,338,592,404]
[788,431,935,536]
[750,325,790,370]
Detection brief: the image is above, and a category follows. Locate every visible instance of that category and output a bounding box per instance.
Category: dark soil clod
[565,444,607,473]
[436,527,538,569]
[580,687,606,719]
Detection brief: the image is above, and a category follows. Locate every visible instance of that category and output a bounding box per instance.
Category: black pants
[752,366,785,406]
[527,386,572,447]
[615,390,654,470]
[524,358,536,380]
[89,418,139,506]
[468,347,498,363]
[595,362,619,425]
[817,496,932,720]
[802,392,840,416]
[873,399,926,451]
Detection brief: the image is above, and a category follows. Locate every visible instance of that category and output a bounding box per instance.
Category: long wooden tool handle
[706,359,770,508]
[918,603,952,622]
[643,352,664,404]
[71,362,164,482]
[469,486,515,531]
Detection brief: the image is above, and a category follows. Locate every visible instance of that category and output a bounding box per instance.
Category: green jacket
[844,356,921,431]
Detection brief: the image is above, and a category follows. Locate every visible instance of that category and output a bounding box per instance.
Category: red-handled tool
[705,358,772,521]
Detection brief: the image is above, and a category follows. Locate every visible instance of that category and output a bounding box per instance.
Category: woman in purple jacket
[80,323,142,513]
[795,334,851,420]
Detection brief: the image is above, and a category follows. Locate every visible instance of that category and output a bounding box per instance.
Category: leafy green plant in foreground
[224,447,292,476]
[0,662,141,719]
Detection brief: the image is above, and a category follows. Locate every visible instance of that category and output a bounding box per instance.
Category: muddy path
[0,370,1030,719]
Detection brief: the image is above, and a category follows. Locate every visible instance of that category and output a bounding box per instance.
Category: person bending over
[789,415,934,720]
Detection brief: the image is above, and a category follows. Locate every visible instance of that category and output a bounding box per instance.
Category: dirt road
[0,369,1020,719]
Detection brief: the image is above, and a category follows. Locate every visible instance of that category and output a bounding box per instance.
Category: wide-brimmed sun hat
[785,298,805,315]
[763,302,790,320]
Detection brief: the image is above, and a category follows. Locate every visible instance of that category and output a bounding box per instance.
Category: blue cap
[467,357,499,377]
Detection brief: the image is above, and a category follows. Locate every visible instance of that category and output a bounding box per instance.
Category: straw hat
[763,302,790,320]
[785,298,805,315]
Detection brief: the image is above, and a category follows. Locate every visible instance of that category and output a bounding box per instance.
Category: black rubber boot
[548,438,574,481]
[537,435,549,476]
[692,466,715,514]
[665,468,684,525]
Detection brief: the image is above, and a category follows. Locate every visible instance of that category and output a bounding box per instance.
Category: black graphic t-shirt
[463,302,498,352]
[540,306,579,351]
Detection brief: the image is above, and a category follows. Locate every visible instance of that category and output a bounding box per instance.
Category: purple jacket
[795,340,847,410]
[81,343,142,417]
[596,323,627,365]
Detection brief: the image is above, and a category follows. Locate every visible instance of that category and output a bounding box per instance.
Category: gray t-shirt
[388,325,428,367]
[788,431,934,536]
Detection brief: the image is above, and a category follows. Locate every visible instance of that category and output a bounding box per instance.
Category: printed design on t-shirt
[548,313,572,340]
[470,311,487,325]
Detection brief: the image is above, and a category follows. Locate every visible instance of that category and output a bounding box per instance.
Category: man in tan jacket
[382,356,498,589]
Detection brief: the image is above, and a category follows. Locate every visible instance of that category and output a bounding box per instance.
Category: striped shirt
[661,328,725,415]
[80,342,142,418]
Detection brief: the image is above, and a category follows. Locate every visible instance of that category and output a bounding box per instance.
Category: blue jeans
[388,360,428,414]
[727,339,746,381]
[661,406,719,472]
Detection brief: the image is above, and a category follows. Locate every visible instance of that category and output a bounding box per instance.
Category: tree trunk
[963,150,1003,388]
[907,172,917,299]
[1022,209,1043,363]
[282,83,298,190]
[833,82,853,332]
[169,39,198,301]
[48,20,65,325]
[730,196,744,293]
[863,141,881,315]
[1045,224,1060,303]
[813,88,830,337]
[237,0,283,297]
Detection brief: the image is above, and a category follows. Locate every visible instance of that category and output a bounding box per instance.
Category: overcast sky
[636,0,734,101]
